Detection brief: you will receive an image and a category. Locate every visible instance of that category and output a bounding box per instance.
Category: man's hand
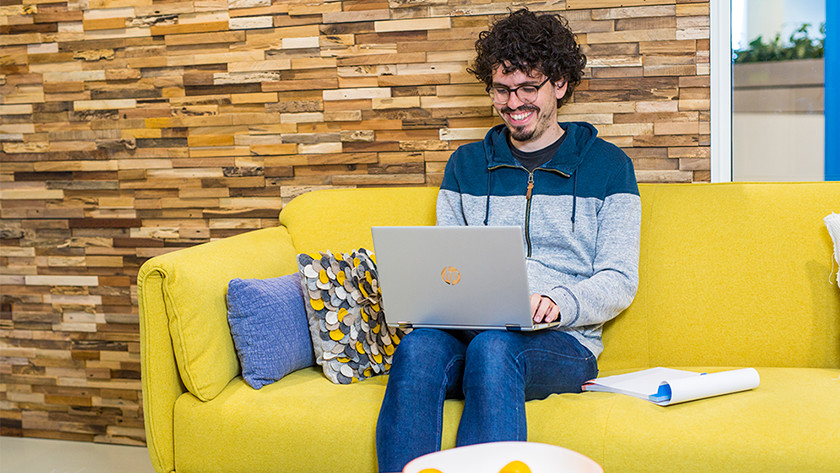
[530,293,560,324]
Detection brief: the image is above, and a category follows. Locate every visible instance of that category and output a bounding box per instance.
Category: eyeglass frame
[486,77,558,104]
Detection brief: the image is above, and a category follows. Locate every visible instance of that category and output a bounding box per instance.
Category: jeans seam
[505,352,526,442]
[436,354,464,448]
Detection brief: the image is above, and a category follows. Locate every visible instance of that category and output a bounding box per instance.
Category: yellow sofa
[139,182,840,473]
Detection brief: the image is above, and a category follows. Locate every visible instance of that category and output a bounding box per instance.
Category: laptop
[371,226,560,332]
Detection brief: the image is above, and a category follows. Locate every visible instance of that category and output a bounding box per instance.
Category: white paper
[656,368,760,405]
[582,367,760,406]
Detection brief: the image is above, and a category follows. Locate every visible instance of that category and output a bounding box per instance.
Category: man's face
[490,65,567,145]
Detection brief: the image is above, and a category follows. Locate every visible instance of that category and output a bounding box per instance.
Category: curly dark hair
[468,8,586,107]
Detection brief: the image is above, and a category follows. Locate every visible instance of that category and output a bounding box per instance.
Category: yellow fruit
[499,460,531,473]
[418,469,443,473]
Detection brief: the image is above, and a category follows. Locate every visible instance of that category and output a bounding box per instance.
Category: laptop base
[397,321,561,332]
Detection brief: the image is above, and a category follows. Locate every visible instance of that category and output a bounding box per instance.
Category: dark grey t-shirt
[507,131,567,172]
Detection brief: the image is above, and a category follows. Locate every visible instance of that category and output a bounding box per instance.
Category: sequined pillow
[297,248,410,384]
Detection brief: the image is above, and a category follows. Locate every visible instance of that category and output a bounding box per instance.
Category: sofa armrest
[138,266,185,473]
[138,226,298,473]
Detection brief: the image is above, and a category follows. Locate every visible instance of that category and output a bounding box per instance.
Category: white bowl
[402,441,603,473]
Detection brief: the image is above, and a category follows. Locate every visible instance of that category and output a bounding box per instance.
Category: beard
[501,104,542,142]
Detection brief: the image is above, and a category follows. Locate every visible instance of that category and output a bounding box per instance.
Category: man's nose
[507,92,525,109]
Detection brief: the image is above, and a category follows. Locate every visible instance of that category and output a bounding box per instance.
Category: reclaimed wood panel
[0,0,711,445]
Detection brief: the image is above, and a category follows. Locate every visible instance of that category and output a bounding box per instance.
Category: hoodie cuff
[545,286,580,327]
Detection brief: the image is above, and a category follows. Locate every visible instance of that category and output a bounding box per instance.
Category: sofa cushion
[297,248,409,384]
[278,187,439,256]
[173,367,840,473]
[601,183,840,372]
[174,369,396,473]
[226,274,314,389]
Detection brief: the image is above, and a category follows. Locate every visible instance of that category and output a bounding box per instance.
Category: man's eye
[520,87,538,94]
[492,88,510,95]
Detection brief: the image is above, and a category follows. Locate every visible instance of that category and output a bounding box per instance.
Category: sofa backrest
[279,183,840,371]
[279,187,439,255]
[600,182,840,370]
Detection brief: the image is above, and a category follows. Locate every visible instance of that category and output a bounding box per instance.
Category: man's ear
[555,81,568,101]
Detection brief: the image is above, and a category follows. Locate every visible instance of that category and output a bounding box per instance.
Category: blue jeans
[375,328,598,473]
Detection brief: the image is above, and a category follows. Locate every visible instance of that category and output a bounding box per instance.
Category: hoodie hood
[483,121,601,175]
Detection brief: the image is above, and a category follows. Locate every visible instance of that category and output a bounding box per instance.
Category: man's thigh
[476,330,598,399]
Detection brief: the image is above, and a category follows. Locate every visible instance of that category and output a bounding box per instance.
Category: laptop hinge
[505,324,522,332]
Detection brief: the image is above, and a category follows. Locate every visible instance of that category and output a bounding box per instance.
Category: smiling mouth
[502,107,538,125]
[509,111,533,121]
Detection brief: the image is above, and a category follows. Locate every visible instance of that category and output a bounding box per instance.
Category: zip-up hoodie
[436,122,641,358]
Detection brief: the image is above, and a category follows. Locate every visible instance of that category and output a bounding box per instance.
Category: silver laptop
[371,226,560,332]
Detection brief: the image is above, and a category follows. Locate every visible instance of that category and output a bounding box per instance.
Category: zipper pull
[526,173,534,200]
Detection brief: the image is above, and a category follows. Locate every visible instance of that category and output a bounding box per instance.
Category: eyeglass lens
[490,87,539,104]
[488,78,552,104]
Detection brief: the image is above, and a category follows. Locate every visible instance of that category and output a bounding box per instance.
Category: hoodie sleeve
[546,159,641,328]
[436,149,468,226]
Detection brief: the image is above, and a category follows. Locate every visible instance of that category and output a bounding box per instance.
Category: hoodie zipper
[525,171,535,257]
[489,165,571,258]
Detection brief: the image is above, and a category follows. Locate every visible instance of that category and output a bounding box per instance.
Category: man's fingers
[531,294,558,323]
[531,294,542,317]
[544,303,560,323]
[530,293,545,322]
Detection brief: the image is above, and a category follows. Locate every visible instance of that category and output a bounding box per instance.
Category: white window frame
[710,0,733,182]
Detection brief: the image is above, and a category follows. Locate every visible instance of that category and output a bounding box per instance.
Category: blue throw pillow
[226,274,315,389]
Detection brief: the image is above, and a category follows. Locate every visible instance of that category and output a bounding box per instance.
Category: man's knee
[392,329,459,369]
[464,331,521,377]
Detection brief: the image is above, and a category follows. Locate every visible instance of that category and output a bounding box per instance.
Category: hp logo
[441,266,461,285]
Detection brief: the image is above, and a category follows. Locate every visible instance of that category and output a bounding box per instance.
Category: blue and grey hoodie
[436,122,641,358]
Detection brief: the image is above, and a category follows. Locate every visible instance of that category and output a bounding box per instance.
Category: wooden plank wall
[1,0,710,445]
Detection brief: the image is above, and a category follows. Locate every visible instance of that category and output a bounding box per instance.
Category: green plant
[734,22,825,63]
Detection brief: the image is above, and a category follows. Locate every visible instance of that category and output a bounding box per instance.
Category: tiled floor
[0,436,156,473]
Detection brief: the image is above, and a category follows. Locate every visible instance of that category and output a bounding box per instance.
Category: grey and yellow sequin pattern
[297,248,410,384]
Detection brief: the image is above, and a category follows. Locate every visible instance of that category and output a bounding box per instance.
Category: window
[712,0,837,182]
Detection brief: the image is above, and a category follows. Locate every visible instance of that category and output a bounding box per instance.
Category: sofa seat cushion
[173,367,399,473]
[173,367,840,473]
[528,367,840,473]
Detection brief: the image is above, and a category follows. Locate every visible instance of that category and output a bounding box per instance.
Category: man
[375,9,641,472]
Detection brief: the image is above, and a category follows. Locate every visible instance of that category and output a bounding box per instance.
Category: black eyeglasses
[487,77,553,104]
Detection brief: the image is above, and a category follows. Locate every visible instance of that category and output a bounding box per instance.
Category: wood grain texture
[0,0,711,445]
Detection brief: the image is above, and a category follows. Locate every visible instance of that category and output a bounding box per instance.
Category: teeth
[510,111,532,121]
